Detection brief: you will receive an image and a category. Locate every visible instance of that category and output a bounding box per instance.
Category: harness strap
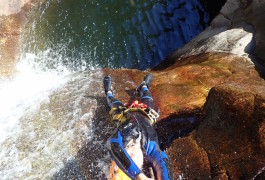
[109,106,127,125]
[109,101,159,125]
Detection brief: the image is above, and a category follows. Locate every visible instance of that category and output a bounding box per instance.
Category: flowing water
[0,0,224,179]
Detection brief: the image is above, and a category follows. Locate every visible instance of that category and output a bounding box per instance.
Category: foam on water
[0,54,69,144]
[0,59,112,178]
[0,53,74,179]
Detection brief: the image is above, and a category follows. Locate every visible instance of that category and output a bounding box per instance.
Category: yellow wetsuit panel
[109,161,131,180]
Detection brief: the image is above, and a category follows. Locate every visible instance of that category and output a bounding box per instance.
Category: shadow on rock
[155,108,203,150]
[51,159,86,180]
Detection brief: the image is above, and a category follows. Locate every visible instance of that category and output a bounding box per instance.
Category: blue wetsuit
[106,87,173,180]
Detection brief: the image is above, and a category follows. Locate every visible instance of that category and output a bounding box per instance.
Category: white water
[0,52,71,179]
[0,50,112,179]
[0,53,69,144]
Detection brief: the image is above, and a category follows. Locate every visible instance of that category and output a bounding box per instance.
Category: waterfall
[0,56,111,178]
[0,58,68,143]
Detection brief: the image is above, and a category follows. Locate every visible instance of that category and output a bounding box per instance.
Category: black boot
[104,76,113,95]
[136,73,153,92]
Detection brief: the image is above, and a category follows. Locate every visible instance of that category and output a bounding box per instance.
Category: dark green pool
[23,0,223,71]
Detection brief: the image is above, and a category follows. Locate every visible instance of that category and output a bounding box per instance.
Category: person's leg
[137,73,154,109]
[106,92,124,109]
[139,85,154,109]
[104,76,124,109]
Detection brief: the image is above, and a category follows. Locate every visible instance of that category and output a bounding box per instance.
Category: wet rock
[0,0,264,179]
[0,71,111,179]
[1,54,263,179]
[167,133,211,179]
[153,52,260,119]
[158,52,265,179]
[0,0,32,16]
[0,1,33,77]
[103,52,265,179]
[150,5,265,178]
[196,84,265,179]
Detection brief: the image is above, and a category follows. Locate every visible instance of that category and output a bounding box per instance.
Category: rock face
[167,133,211,179]
[168,0,265,77]
[196,84,265,179]
[2,52,263,179]
[169,0,253,60]
[244,0,265,74]
[156,2,265,177]
[103,51,265,179]
[0,0,31,16]
[0,0,32,77]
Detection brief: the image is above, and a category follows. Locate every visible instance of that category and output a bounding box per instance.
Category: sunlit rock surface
[170,0,265,77]
[1,52,263,179]
[159,1,265,176]
[150,6,265,178]
[103,52,265,179]
[170,0,251,59]
[196,84,265,179]
[0,0,33,77]
[163,53,265,179]
[0,0,31,16]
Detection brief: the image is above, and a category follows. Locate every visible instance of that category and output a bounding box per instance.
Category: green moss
[168,103,180,110]
[198,79,210,92]
[200,61,227,70]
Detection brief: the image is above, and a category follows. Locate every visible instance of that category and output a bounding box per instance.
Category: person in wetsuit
[104,73,173,180]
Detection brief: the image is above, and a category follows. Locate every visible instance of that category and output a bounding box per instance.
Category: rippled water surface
[24,0,209,70]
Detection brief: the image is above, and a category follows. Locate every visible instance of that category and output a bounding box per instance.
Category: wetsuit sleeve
[107,130,142,179]
[144,141,174,180]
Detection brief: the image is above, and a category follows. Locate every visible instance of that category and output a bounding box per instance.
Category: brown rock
[0,0,32,16]
[167,133,211,179]
[102,52,265,179]
[0,1,33,77]
[196,84,265,179]
[104,53,244,119]
[1,50,263,179]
